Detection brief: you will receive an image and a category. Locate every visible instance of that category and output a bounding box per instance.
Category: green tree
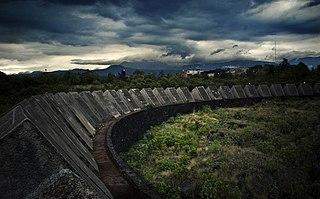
[279,58,290,68]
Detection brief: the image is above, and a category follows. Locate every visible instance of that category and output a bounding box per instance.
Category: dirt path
[93,120,140,199]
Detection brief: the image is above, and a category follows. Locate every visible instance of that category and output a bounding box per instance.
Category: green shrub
[123,99,320,198]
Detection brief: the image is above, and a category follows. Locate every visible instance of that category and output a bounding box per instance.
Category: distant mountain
[290,56,320,68]
[14,56,320,77]
[117,60,274,72]
[18,64,180,77]
[120,61,180,71]
[92,65,125,76]
[182,57,320,70]
[100,64,179,75]
[182,60,272,70]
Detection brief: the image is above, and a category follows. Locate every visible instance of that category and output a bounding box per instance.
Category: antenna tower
[274,40,277,63]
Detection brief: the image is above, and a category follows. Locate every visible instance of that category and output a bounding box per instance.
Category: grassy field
[123,99,320,199]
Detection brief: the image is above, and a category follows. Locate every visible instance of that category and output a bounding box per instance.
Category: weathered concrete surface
[53,93,96,137]
[141,88,162,106]
[231,85,247,99]
[244,85,260,98]
[1,83,319,199]
[164,88,178,103]
[218,86,235,99]
[192,86,211,101]
[0,105,28,140]
[67,92,101,128]
[191,87,202,101]
[92,91,121,118]
[129,89,150,108]
[153,87,172,105]
[105,90,131,114]
[26,169,100,199]
[44,93,93,150]
[206,86,223,100]
[78,92,104,122]
[82,91,110,120]
[118,89,141,111]
[314,83,320,95]
[0,120,111,199]
[0,120,69,198]
[283,84,299,96]
[31,96,98,171]
[298,83,314,96]
[270,84,285,97]
[177,87,194,102]
[257,85,272,98]
[103,90,127,115]
[21,99,112,198]
[165,87,185,103]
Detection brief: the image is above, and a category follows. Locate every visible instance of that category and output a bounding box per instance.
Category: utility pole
[274,40,277,63]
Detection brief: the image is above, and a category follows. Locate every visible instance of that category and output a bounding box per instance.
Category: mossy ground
[123,99,320,199]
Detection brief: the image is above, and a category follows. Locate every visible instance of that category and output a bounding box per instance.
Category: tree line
[0,60,319,115]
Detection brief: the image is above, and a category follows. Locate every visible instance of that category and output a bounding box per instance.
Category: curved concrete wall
[108,98,262,198]
[0,82,319,198]
[105,83,319,198]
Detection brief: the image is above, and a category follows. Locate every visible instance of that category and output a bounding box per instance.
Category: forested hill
[0,61,319,116]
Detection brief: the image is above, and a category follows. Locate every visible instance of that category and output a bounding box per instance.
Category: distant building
[247,65,272,75]
[182,67,253,78]
[202,69,224,77]
[119,69,126,77]
[181,69,204,77]
[186,69,204,75]
[223,68,248,76]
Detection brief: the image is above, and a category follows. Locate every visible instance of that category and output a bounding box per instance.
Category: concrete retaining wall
[0,82,319,198]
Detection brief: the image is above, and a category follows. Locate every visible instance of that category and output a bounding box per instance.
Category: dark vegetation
[0,60,319,115]
[123,98,320,199]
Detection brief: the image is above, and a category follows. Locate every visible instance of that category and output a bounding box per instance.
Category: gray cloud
[162,45,192,59]
[1,0,319,46]
[279,50,320,60]
[0,0,319,73]
[71,58,119,65]
[210,49,225,55]
[236,49,251,55]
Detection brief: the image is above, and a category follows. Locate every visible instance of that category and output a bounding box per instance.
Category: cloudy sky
[0,0,319,74]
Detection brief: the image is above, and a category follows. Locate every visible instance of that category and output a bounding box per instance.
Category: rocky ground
[26,169,99,199]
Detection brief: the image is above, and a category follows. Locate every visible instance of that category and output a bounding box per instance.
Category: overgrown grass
[123,99,320,198]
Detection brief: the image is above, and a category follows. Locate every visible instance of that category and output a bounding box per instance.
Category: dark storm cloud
[210,49,225,55]
[45,0,100,5]
[236,49,251,55]
[130,0,193,20]
[276,19,320,35]
[71,58,118,65]
[106,0,319,48]
[307,1,320,7]
[0,0,319,72]
[162,45,192,59]
[0,0,253,44]
[43,0,120,6]
[280,50,320,60]
[0,1,98,44]
[1,0,319,46]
